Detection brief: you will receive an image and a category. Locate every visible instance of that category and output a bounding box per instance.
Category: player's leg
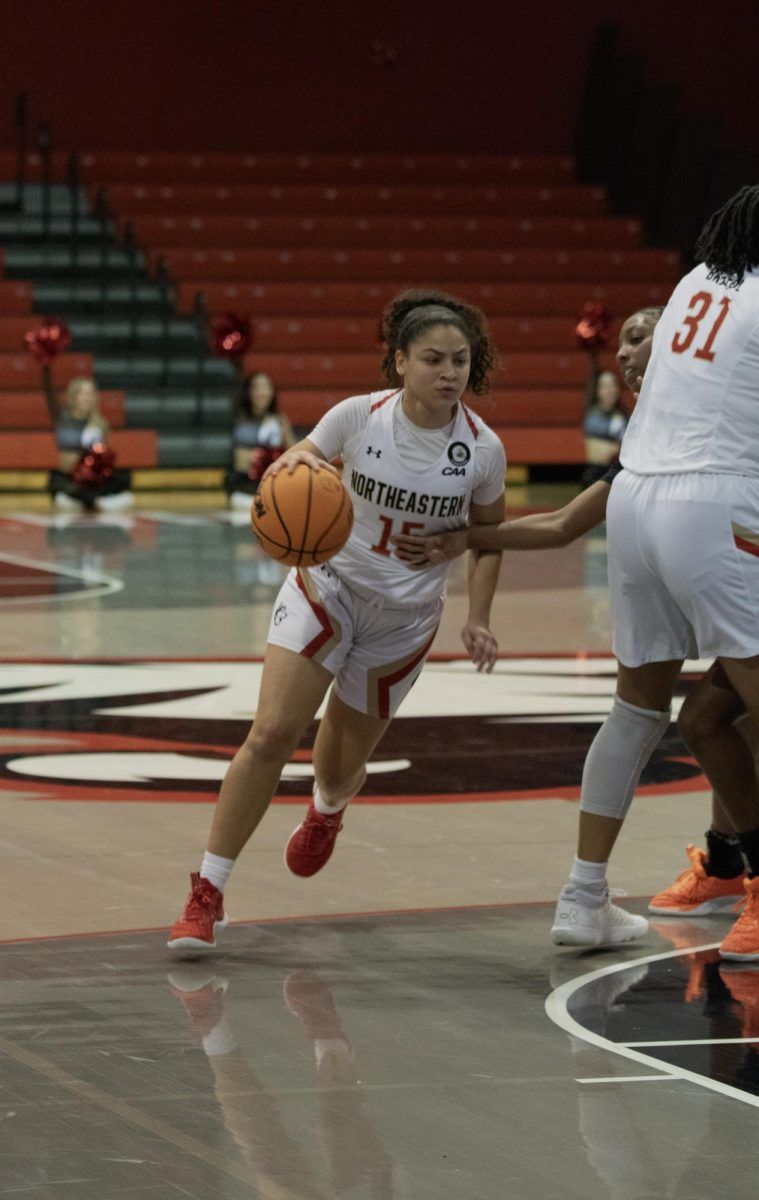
[711,654,759,960]
[577,659,682,858]
[649,663,746,916]
[208,646,333,859]
[284,594,439,878]
[285,692,390,877]
[552,657,681,948]
[168,645,333,955]
[168,565,351,955]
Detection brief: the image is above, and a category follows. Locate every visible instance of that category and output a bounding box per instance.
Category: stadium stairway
[0,153,682,502]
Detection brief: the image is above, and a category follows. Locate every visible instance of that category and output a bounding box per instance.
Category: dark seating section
[0,152,681,473]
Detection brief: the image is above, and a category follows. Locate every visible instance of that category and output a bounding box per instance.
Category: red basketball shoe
[285,802,344,877]
[167,873,228,956]
[283,969,349,1043]
[168,967,228,1039]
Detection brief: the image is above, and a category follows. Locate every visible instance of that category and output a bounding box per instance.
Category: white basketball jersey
[326,388,483,605]
[621,262,759,476]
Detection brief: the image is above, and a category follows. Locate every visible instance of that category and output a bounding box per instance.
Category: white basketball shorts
[267,562,442,718]
[608,470,759,666]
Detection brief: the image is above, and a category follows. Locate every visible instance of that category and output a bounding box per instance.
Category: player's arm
[473,479,611,549]
[462,494,504,674]
[262,438,338,478]
[395,480,611,565]
[264,395,367,480]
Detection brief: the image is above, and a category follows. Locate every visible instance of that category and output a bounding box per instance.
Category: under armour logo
[556,908,578,924]
[367,447,382,458]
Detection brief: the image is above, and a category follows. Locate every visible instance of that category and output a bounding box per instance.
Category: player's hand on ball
[263,450,339,482]
[392,527,468,569]
[461,621,498,673]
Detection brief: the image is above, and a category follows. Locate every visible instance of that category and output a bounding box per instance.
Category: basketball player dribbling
[168,289,507,956]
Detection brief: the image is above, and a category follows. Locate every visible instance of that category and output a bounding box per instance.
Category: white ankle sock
[313,785,348,816]
[200,852,235,894]
[569,856,608,894]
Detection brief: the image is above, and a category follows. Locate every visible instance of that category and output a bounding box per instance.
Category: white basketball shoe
[551,885,649,947]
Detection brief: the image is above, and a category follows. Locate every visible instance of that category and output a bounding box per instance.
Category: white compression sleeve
[579,696,671,821]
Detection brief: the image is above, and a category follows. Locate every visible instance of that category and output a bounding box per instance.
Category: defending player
[168,289,506,956]
[549,185,759,954]
[395,303,753,925]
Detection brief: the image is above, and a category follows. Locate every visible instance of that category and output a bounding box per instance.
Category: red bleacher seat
[178,280,673,318]
[242,350,594,389]
[495,427,586,463]
[90,152,578,185]
[128,213,642,249]
[0,150,577,186]
[0,391,125,430]
[240,315,605,353]
[279,388,586,429]
[155,246,678,284]
[106,182,608,217]
[0,282,34,316]
[55,150,677,470]
[0,354,94,390]
[0,429,157,469]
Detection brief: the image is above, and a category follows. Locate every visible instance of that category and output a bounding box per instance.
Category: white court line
[626,1037,759,1047]
[577,1074,676,1084]
[545,943,759,1110]
[0,552,123,605]
[137,511,214,526]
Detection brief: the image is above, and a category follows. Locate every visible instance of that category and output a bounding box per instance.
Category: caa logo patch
[444,441,471,475]
[447,442,471,467]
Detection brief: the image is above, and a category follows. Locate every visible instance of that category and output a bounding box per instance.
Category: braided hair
[380,288,496,396]
[695,185,759,288]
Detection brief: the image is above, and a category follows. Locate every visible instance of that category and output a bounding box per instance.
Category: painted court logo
[0,659,711,806]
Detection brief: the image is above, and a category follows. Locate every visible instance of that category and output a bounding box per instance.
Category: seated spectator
[45,373,133,512]
[225,371,295,509]
[582,368,627,487]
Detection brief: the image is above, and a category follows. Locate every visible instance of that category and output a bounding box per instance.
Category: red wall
[0,0,757,154]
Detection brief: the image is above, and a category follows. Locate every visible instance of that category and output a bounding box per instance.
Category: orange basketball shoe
[648,845,744,916]
[285,802,344,877]
[719,962,759,1038]
[167,873,229,956]
[720,876,759,961]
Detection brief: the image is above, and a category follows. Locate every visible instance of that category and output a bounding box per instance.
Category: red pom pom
[247,446,284,483]
[576,301,611,351]
[72,443,116,487]
[24,318,72,363]
[210,312,253,359]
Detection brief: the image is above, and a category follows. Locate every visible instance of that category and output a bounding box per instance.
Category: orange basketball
[251,462,353,567]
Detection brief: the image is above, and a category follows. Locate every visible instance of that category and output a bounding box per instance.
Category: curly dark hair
[695,184,759,288]
[380,288,496,396]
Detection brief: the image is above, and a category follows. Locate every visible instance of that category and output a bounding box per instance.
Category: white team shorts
[608,470,759,666]
[266,562,443,718]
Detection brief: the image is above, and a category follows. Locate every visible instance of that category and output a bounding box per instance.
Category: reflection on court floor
[1,499,752,1198]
